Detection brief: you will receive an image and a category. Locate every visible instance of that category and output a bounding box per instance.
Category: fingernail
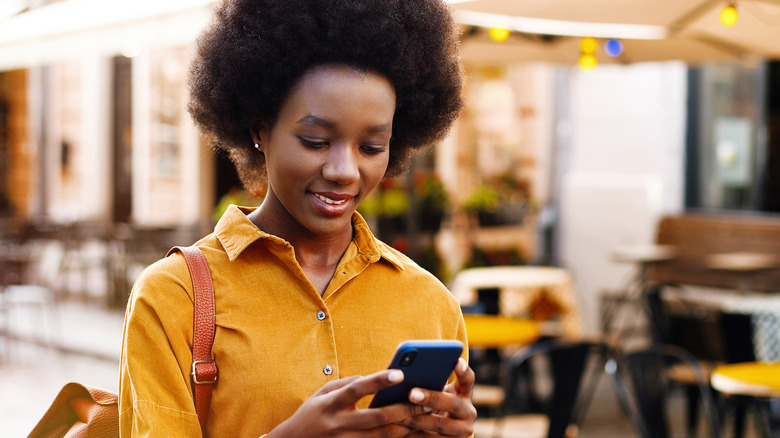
[410,388,424,402]
[457,358,467,372]
[422,405,433,413]
[388,370,404,382]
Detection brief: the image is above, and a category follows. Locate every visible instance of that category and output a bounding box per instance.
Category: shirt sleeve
[119,256,203,437]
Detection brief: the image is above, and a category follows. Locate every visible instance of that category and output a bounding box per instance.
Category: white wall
[79,56,112,221]
[558,62,688,334]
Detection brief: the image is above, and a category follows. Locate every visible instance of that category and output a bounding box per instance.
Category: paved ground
[0,300,123,437]
[0,299,761,437]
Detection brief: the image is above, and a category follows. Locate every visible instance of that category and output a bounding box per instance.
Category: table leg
[600,267,645,335]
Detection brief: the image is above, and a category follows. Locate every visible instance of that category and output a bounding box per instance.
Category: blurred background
[1,0,780,436]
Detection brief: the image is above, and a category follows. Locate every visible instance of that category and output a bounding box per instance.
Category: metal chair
[644,285,764,438]
[717,311,770,438]
[473,339,599,438]
[606,344,722,438]
[1,239,65,347]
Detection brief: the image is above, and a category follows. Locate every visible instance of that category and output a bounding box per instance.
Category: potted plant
[463,184,501,226]
[413,171,449,232]
[463,173,535,227]
[358,178,410,238]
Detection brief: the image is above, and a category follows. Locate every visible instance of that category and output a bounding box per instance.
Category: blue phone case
[369,340,463,408]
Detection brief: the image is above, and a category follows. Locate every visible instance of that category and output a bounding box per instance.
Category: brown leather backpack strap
[167,246,217,437]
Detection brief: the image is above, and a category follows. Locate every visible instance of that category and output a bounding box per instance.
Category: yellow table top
[463,314,541,349]
[711,362,780,398]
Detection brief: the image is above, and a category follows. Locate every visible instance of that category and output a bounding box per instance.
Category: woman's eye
[361,144,387,155]
[299,137,329,148]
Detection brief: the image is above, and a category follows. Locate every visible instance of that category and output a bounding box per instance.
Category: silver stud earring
[254,143,261,150]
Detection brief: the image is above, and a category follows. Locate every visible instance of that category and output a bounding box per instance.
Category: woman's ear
[250,117,268,151]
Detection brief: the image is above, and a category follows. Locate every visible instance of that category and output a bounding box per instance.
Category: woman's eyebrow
[367,123,392,134]
[297,115,335,128]
[296,114,391,134]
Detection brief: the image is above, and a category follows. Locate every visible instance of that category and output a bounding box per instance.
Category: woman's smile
[310,191,354,217]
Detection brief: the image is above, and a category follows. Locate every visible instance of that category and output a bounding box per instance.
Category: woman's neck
[247,205,354,295]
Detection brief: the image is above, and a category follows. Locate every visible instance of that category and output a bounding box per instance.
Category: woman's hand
[266,369,430,438]
[400,358,477,437]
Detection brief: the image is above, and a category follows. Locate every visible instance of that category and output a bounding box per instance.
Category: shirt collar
[352,211,405,270]
[214,204,404,270]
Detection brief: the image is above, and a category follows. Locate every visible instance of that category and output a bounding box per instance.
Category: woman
[119,0,475,436]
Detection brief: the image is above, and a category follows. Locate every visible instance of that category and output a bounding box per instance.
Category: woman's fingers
[312,375,362,396]
[343,402,429,431]
[398,359,477,437]
[339,424,414,438]
[408,387,475,422]
[329,369,405,409]
[296,369,437,434]
[450,358,475,397]
[403,407,475,437]
[401,397,476,437]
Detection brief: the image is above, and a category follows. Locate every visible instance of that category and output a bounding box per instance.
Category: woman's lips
[313,193,348,205]
[310,191,354,217]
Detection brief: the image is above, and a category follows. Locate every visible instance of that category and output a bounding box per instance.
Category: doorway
[112,56,133,223]
[763,61,780,212]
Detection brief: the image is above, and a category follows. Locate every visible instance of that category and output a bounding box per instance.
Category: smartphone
[369,340,464,408]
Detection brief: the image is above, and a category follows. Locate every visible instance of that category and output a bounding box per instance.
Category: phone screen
[369,340,463,408]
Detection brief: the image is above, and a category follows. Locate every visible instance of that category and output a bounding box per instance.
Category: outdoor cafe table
[705,251,779,295]
[463,314,541,349]
[668,290,780,362]
[451,266,583,339]
[711,362,780,437]
[462,314,541,411]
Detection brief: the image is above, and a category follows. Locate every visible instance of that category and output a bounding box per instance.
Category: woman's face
[254,64,395,239]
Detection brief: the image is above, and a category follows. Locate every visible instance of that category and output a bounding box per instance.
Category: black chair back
[503,339,593,438]
[607,344,721,438]
[644,284,725,361]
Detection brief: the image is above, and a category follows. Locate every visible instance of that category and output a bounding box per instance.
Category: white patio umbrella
[449,0,780,64]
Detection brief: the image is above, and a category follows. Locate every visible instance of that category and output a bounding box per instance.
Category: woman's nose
[322,144,360,184]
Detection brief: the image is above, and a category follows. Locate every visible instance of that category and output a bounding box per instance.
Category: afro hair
[187,0,464,195]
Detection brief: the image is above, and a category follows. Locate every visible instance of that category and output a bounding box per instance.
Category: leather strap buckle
[192,359,218,385]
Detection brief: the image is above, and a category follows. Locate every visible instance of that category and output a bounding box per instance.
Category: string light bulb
[578,37,598,70]
[579,37,598,55]
[605,39,623,57]
[720,4,739,27]
[489,27,511,42]
[578,54,598,71]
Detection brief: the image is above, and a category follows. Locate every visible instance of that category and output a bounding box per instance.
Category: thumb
[313,375,362,396]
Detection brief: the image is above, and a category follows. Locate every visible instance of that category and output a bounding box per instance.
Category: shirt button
[317,311,326,321]
[323,365,333,375]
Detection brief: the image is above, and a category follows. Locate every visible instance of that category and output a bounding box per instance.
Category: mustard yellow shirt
[119,206,468,437]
